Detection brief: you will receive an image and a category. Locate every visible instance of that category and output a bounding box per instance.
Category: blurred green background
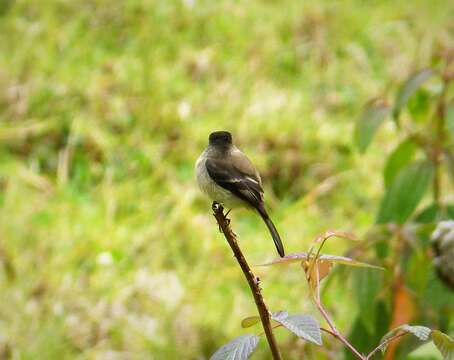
[0,0,453,359]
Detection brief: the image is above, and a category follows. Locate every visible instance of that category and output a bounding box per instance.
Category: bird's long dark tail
[257,205,285,257]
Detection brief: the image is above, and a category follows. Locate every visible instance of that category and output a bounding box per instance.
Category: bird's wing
[229,148,263,187]
[205,157,264,207]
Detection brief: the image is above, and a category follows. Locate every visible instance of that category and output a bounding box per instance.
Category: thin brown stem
[365,332,406,360]
[313,261,365,360]
[212,202,282,360]
[315,299,365,359]
[320,327,337,337]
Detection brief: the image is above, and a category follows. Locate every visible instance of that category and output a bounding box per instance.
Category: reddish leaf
[260,253,383,270]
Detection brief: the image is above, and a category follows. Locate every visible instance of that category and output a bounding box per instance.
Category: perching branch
[212,202,282,360]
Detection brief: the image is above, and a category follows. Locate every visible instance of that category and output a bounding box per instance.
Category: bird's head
[209,131,233,146]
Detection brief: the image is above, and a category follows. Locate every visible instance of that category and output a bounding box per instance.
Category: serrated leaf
[379,324,432,354]
[271,311,289,322]
[354,98,390,153]
[260,253,383,270]
[241,316,260,328]
[432,330,454,360]
[377,160,433,224]
[384,138,418,189]
[393,69,435,119]
[271,313,322,345]
[403,325,432,340]
[446,100,454,142]
[210,334,260,360]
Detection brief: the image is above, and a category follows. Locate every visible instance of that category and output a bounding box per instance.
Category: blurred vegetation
[0,0,454,359]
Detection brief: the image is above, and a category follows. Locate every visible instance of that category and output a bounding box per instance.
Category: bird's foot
[212,202,224,232]
[212,202,233,233]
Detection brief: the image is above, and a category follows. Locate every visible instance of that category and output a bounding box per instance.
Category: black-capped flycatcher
[196,131,285,257]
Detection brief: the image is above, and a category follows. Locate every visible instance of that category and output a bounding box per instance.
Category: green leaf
[354,98,390,153]
[408,89,432,123]
[384,138,418,189]
[414,203,439,223]
[0,0,13,17]
[446,100,454,142]
[241,311,288,328]
[241,316,260,328]
[271,313,322,345]
[393,68,435,119]
[210,334,260,360]
[379,324,432,354]
[406,250,431,293]
[366,225,393,259]
[376,160,433,224]
[354,268,382,333]
[422,270,454,311]
[408,341,443,359]
[432,330,454,360]
[448,204,454,219]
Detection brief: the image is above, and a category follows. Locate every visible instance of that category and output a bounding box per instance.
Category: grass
[0,0,453,358]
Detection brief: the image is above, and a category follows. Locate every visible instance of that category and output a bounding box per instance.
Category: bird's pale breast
[195,152,244,208]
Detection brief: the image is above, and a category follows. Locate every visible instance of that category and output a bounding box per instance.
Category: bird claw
[212,202,234,233]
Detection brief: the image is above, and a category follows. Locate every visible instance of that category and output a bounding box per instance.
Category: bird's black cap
[209,131,232,145]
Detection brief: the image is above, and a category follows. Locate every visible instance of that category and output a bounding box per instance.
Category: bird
[195,131,285,257]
